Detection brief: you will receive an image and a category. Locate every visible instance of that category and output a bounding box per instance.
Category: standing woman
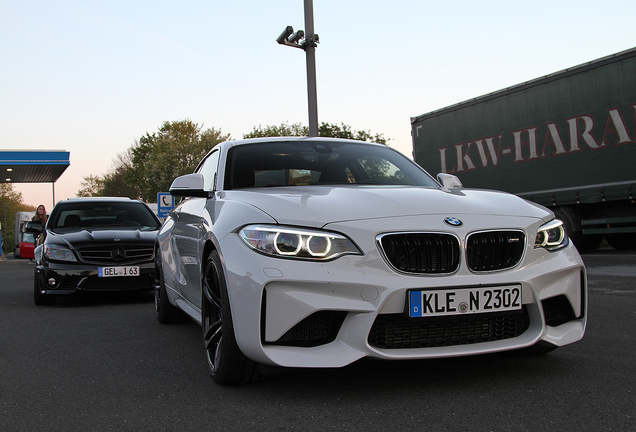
[30,205,48,261]
[32,205,48,226]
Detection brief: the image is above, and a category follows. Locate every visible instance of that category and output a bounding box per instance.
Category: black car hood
[48,227,158,248]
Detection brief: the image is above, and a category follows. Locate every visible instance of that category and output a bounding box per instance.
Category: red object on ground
[19,242,34,259]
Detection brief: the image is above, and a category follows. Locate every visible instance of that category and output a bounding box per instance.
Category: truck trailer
[411,48,636,250]
[14,211,35,258]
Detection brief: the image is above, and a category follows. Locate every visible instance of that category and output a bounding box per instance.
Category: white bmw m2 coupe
[155,137,586,385]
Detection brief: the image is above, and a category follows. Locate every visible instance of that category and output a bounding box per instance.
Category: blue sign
[157,193,174,218]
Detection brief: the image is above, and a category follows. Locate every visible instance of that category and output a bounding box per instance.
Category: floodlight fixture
[288,30,304,44]
[276,26,294,45]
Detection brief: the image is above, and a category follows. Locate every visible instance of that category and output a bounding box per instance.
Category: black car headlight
[43,244,77,262]
[239,225,361,260]
[535,220,569,251]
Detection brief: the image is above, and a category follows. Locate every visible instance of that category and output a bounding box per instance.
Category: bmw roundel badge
[444,217,463,227]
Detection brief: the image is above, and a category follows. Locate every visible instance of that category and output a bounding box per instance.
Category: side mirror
[169,173,211,198]
[25,221,44,233]
[437,173,463,189]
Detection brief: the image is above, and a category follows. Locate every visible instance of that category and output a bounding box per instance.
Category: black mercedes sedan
[33,197,162,305]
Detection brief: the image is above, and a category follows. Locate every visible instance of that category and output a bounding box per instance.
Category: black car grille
[466,231,525,272]
[379,233,460,274]
[368,307,530,349]
[77,244,154,265]
[379,231,526,274]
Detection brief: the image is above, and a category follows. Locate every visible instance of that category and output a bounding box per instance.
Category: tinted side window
[197,150,220,191]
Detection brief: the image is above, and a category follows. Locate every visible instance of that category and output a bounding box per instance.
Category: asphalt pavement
[0,250,634,431]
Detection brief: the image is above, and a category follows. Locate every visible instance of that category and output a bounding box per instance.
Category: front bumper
[35,261,155,296]
[218,219,587,368]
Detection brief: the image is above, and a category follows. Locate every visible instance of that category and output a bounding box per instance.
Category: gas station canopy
[1,151,70,183]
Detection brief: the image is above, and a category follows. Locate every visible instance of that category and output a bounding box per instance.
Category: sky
[2,0,635,209]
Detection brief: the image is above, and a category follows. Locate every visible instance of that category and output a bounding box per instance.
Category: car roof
[56,197,145,206]
[63,197,135,202]
[225,136,387,148]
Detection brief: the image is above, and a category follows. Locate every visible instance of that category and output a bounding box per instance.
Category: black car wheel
[33,268,55,306]
[202,251,260,385]
[155,251,189,324]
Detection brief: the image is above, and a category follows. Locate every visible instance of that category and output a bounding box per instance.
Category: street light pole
[276,0,319,137]
[303,0,318,137]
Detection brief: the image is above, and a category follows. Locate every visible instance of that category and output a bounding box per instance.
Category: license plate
[409,285,522,318]
[98,266,140,277]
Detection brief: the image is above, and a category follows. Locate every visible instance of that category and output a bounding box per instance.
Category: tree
[244,122,387,144]
[0,183,35,255]
[77,175,105,197]
[243,122,309,138]
[77,150,138,198]
[78,120,230,202]
[126,120,230,202]
[102,149,141,198]
[77,119,387,202]
[77,151,140,198]
[318,123,387,144]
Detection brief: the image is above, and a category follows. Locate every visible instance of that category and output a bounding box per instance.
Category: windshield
[50,201,161,230]
[225,141,439,189]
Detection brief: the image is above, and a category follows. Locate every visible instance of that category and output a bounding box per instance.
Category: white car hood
[223,186,552,228]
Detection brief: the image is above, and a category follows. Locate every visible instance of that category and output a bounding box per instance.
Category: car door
[170,149,220,310]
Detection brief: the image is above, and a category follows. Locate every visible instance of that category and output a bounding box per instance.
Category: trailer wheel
[606,233,636,250]
[579,234,603,250]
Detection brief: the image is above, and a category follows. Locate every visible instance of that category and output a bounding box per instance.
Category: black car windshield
[225,141,439,189]
[49,202,161,230]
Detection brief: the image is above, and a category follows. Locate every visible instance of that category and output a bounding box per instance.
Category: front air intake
[368,307,530,349]
[542,295,576,326]
[271,311,347,347]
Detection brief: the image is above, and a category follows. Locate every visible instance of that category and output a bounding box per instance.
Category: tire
[202,251,261,385]
[155,252,189,324]
[606,233,636,250]
[33,269,55,306]
[579,234,603,251]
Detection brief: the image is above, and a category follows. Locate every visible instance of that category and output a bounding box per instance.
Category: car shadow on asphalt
[51,290,155,307]
[261,349,571,393]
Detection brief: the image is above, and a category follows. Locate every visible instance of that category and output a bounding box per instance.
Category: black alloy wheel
[202,251,260,385]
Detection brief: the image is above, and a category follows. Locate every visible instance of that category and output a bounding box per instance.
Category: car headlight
[43,244,77,262]
[535,220,569,251]
[239,225,361,260]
